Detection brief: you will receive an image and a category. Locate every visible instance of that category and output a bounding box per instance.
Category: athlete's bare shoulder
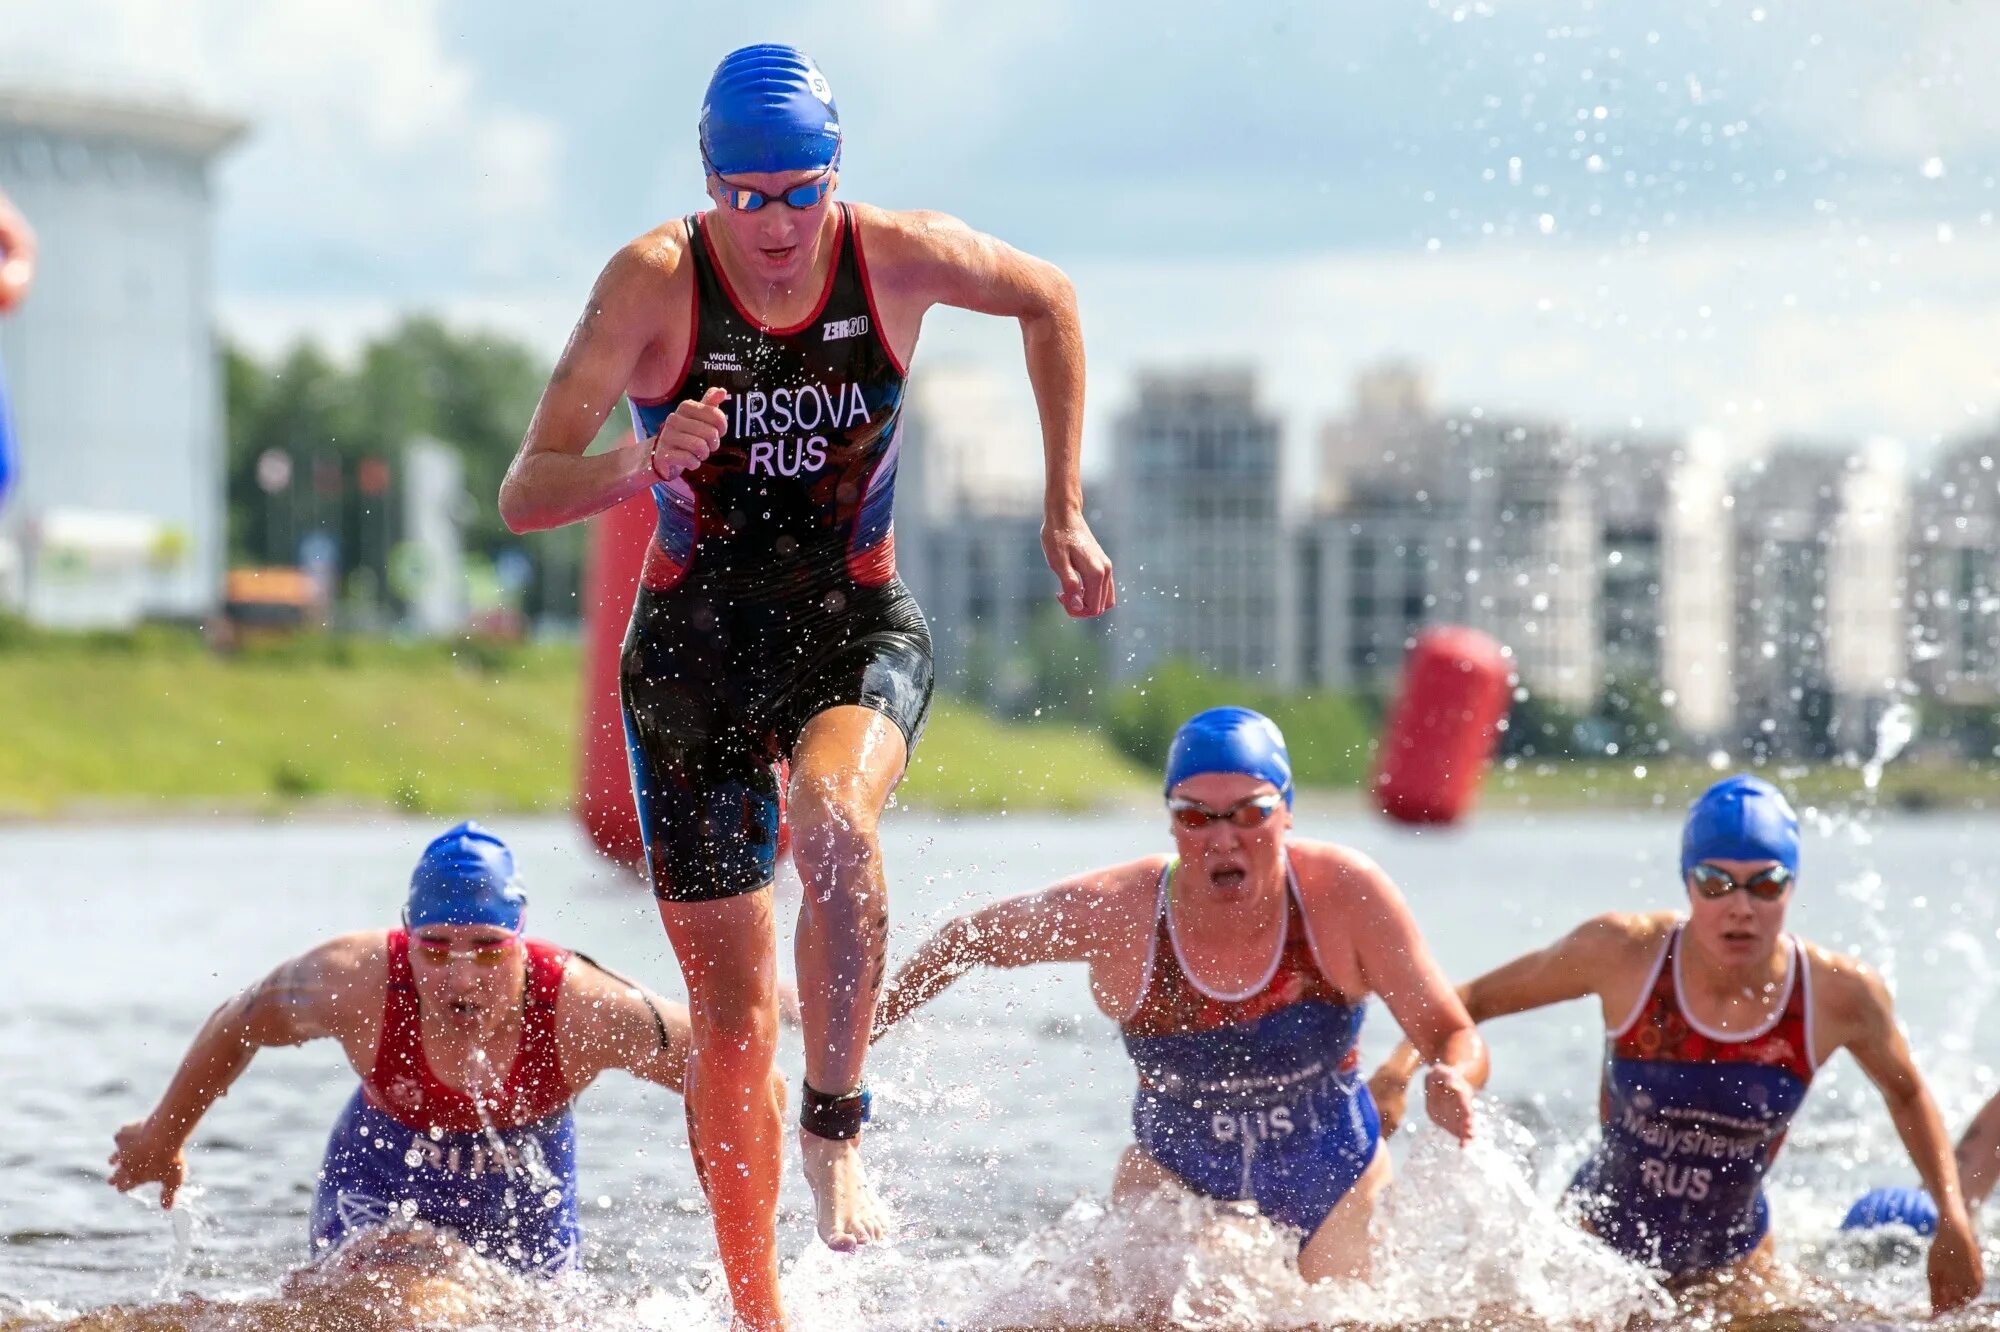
[588,219,698,399]
[597,219,694,309]
[997,855,1160,933]
[842,202,1055,309]
[1057,853,1171,910]
[843,203,955,258]
[238,930,389,1049]
[1798,939,1893,1037]
[1565,910,1676,970]
[1285,837,1391,895]
[293,930,390,990]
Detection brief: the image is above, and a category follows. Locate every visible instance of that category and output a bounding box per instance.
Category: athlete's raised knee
[789,788,883,880]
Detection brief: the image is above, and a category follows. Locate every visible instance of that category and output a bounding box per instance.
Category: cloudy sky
[7,0,2000,481]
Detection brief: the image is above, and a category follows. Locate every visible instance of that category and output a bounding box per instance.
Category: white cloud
[0,0,567,288]
[15,0,2000,489]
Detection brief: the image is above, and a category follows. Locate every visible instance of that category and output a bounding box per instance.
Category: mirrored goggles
[1167,792,1285,831]
[705,151,839,212]
[1687,862,1793,902]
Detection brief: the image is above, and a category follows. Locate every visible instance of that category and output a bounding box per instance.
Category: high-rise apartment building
[1109,369,1292,682]
[1907,431,2000,707]
[1734,441,1908,755]
[894,365,1052,701]
[1590,431,1734,739]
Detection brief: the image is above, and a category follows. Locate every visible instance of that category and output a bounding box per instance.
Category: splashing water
[147,1191,206,1304]
[1861,702,1918,793]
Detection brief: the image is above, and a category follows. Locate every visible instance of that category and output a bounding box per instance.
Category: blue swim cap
[699,44,842,176]
[1681,775,1799,878]
[1164,707,1294,808]
[406,822,527,932]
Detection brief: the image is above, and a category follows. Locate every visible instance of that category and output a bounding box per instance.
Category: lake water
[3,804,1998,1330]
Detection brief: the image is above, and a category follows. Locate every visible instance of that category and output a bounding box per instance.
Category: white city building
[1109,369,1293,683]
[1734,440,1909,754]
[0,86,244,627]
[1591,429,1734,740]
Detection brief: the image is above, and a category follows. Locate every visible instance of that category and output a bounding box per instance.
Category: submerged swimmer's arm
[867,207,1112,619]
[110,940,366,1206]
[871,874,1125,1042]
[555,952,691,1093]
[500,235,713,533]
[1832,955,1984,1313]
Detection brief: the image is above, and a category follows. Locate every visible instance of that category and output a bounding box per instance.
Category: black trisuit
[622,204,932,902]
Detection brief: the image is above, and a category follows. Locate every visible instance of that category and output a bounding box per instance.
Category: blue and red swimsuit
[1568,924,1817,1277]
[310,932,581,1275]
[1121,854,1379,1238]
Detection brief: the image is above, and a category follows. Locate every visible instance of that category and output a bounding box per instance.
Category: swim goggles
[704,149,839,212]
[1686,862,1793,902]
[1167,792,1284,831]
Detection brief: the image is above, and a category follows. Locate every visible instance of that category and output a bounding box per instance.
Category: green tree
[1103,658,1375,789]
[223,319,595,625]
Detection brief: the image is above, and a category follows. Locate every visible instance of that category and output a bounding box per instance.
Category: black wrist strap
[800,1083,871,1141]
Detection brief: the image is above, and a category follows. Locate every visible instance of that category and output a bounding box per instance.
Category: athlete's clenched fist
[650,386,729,483]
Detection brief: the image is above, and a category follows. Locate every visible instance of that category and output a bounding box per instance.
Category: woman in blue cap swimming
[107,823,720,1284]
[873,707,1487,1281]
[1369,775,1983,1313]
[499,44,1114,1326]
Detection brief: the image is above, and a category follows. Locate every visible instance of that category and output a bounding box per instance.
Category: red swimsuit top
[1123,856,1357,1060]
[1609,926,1816,1083]
[360,929,575,1133]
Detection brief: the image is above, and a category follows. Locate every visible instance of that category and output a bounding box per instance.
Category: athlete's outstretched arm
[1836,959,1984,1313]
[1952,1089,2000,1209]
[108,941,360,1207]
[1368,913,1633,1135]
[500,237,719,533]
[556,953,693,1093]
[871,877,1116,1042]
[1340,854,1485,1142]
[887,210,1113,619]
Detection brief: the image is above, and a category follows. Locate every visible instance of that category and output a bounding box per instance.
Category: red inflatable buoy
[574,478,792,867]
[1371,626,1513,826]
[576,488,655,866]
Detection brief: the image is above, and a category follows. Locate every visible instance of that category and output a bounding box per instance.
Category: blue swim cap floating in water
[700,44,842,176]
[1165,707,1294,808]
[1840,1185,1939,1235]
[1681,775,1799,878]
[406,821,527,932]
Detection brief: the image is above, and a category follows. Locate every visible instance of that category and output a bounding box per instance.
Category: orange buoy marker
[1372,626,1513,826]
[575,484,793,867]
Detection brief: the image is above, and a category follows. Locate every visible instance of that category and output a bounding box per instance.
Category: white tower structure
[0,87,245,626]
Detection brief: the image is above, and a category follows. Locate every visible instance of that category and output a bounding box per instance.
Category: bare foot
[798,1131,888,1251]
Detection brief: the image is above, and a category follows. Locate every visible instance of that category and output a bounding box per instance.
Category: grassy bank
[2,629,1992,819]
[0,632,1152,817]
[0,633,581,816]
